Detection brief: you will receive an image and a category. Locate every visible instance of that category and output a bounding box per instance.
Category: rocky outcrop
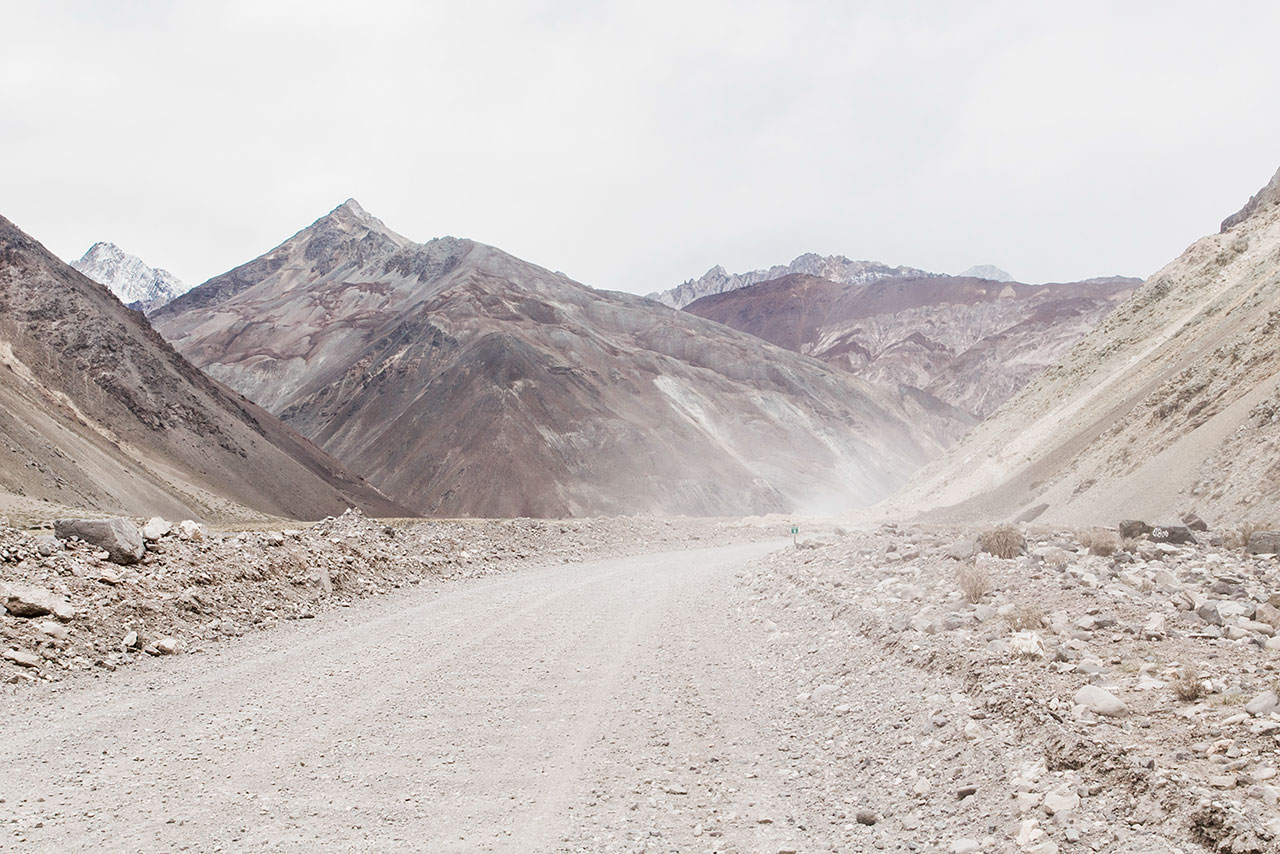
[1221,165,1280,232]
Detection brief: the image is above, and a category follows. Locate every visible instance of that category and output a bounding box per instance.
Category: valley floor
[2,521,1279,852]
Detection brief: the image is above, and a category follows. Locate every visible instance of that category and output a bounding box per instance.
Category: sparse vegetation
[1078,528,1121,556]
[956,562,992,604]
[1172,668,1205,702]
[1004,605,1044,632]
[1224,520,1273,550]
[979,525,1024,559]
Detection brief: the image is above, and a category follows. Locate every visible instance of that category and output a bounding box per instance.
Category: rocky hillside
[888,165,1280,527]
[685,273,1137,420]
[649,253,937,309]
[71,241,188,314]
[0,215,403,523]
[153,201,971,518]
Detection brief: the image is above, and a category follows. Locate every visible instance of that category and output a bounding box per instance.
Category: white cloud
[2,0,1278,292]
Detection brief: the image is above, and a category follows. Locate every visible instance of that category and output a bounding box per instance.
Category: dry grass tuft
[1004,605,1044,632]
[1078,528,1121,556]
[956,562,992,604]
[979,525,1024,559]
[1172,669,1205,702]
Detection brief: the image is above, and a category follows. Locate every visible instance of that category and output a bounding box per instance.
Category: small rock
[1042,788,1080,816]
[36,621,68,640]
[154,637,179,656]
[1181,512,1210,532]
[177,520,207,542]
[855,809,877,825]
[140,517,172,541]
[1010,631,1047,659]
[951,839,982,854]
[1118,520,1152,540]
[34,536,60,557]
[0,583,74,621]
[1074,684,1128,717]
[946,540,977,560]
[1196,601,1224,626]
[1246,531,1280,555]
[121,630,139,650]
[3,648,41,668]
[1246,691,1279,717]
[264,531,285,547]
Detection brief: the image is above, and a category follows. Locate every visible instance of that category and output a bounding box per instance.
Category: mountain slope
[154,201,970,518]
[0,215,404,523]
[685,273,1136,419]
[71,241,189,314]
[887,167,1280,526]
[649,253,937,309]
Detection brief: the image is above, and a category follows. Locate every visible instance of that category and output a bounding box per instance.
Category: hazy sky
[4,1,1279,294]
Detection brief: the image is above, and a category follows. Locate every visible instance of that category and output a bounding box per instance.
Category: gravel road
[1,540,803,853]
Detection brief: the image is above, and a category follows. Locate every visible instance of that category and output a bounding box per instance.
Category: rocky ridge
[650,253,938,309]
[0,213,403,523]
[889,164,1280,526]
[685,273,1137,420]
[153,201,968,518]
[70,241,188,314]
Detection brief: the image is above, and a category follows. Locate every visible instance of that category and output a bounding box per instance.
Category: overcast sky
[3,1,1279,294]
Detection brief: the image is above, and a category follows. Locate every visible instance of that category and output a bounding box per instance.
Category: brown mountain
[0,214,405,524]
[888,165,1280,526]
[153,201,972,518]
[684,273,1136,419]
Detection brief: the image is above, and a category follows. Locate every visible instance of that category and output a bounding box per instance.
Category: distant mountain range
[684,272,1139,420]
[649,254,939,309]
[71,241,189,314]
[152,201,971,517]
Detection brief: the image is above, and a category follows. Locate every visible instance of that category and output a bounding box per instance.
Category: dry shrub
[956,562,992,604]
[1172,669,1204,702]
[1078,528,1121,556]
[1225,520,1273,550]
[1005,605,1044,632]
[979,525,1024,559]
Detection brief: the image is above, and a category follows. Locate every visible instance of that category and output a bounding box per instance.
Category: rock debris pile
[0,511,767,687]
[742,522,1280,853]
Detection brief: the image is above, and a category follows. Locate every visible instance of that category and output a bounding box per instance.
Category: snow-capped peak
[70,242,189,314]
[959,264,1014,282]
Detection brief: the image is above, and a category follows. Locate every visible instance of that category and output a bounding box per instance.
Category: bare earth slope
[0,215,403,523]
[154,201,969,517]
[888,167,1280,527]
[685,272,1136,419]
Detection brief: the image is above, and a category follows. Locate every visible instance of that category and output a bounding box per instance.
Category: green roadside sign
[791,525,798,534]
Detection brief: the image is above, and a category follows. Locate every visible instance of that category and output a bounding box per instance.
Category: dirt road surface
[2,541,824,853]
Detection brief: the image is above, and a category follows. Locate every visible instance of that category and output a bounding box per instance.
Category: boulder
[1074,685,1128,717]
[54,518,145,564]
[1150,525,1197,545]
[1256,602,1280,629]
[945,540,977,560]
[1119,520,1152,540]
[0,583,74,621]
[154,637,180,656]
[1246,531,1280,555]
[176,520,207,542]
[140,517,172,541]
[34,536,61,557]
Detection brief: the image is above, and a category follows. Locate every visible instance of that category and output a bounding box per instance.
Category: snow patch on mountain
[959,264,1014,282]
[650,253,938,309]
[71,242,189,314]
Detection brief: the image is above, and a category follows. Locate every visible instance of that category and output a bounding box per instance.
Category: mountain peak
[71,241,188,313]
[959,264,1014,282]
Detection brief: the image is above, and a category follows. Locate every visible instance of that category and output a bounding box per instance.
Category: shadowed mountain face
[889,165,1280,526]
[684,273,1137,419]
[154,201,972,518]
[0,215,406,522]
